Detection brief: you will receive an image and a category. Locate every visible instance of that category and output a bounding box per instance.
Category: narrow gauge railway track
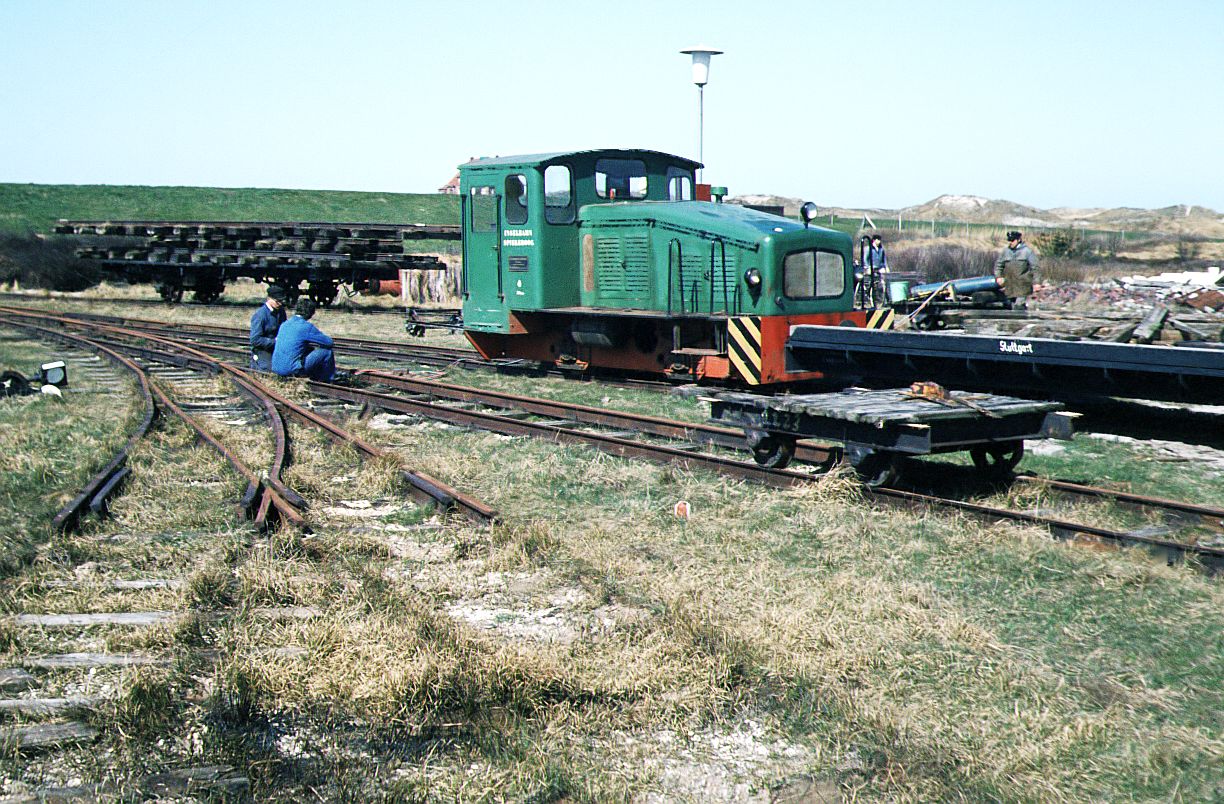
[0,307,498,527]
[39,307,1224,447]
[36,309,482,367]
[15,326,157,532]
[37,308,676,389]
[304,369,1224,571]
[5,305,1219,568]
[0,315,307,530]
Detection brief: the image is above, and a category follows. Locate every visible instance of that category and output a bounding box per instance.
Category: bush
[0,233,99,290]
[887,241,997,282]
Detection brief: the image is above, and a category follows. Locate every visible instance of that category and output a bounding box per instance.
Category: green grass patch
[0,182,459,235]
[0,336,138,576]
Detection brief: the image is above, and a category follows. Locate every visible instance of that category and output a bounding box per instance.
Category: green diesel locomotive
[460,148,891,386]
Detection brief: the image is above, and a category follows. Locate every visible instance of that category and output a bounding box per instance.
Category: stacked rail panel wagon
[55,220,460,304]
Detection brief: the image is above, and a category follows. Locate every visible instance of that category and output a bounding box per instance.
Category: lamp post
[680,45,722,182]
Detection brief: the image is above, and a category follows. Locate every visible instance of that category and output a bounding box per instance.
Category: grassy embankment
[0,183,458,235]
[1,299,1221,801]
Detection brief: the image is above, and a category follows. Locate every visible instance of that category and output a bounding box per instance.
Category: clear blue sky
[2,0,1221,211]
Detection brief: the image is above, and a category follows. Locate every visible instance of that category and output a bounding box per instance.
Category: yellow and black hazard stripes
[865,308,895,329]
[727,316,763,385]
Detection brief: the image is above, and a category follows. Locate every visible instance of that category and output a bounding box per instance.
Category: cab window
[666,167,693,200]
[544,165,575,224]
[783,249,846,299]
[595,158,647,200]
[504,174,528,225]
[470,186,498,232]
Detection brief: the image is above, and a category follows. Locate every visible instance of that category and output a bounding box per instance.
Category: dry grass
[1,305,1222,801]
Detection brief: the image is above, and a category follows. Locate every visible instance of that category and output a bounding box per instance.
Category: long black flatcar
[55,219,460,305]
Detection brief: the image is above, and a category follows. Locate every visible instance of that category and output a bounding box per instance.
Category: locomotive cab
[459,149,699,333]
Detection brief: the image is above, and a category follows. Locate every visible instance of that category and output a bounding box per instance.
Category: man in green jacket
[995,230,1039,310]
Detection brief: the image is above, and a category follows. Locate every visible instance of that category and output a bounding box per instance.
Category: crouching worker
[271,298,336,382]
[249,285,287,370]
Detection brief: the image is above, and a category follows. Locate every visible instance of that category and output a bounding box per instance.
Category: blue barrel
[909,276,1001,298]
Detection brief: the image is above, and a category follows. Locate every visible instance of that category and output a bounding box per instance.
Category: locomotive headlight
[744,268,762,288]
[799,201,819,228]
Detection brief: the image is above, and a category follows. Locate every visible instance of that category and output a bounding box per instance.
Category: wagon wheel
[850,451,901,488]
[156,283,183,304]
[308,283,339,307]
[810,447,843,474]
[970,441,1024,480]
[192,285,224,304]
[746,431,797,470]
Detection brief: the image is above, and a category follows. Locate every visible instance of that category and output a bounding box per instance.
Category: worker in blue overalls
[249,285,288,371]
[272,297,336,382]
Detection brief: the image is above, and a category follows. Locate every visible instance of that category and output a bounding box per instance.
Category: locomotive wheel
[970,442,1024,480]
[746,431,796,470]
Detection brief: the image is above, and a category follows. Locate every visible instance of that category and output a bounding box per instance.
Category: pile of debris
[963,267,1224,344]
[1033,282,1163,311]
[1116,266,1224,313]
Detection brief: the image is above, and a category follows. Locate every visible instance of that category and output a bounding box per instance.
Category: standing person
[865,234,889,276]
[857,233,890,307]
[272,298,336,382]
[249,285,287,371]
[994,230,1039,310]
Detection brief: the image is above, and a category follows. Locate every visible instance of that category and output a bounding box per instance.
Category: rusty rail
[356,368,841,465]
[0,306,497,526]
[0,308,307,530]
[129,331,498,525]
[311,372,1224,569]
[147,381,307,530]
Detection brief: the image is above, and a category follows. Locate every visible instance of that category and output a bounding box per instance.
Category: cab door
[461,184,506,332]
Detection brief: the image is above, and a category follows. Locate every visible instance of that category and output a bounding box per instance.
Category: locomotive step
[670,347,724,356]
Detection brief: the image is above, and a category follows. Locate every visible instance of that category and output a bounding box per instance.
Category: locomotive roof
[459,149,702,171]
[582,200,846,243]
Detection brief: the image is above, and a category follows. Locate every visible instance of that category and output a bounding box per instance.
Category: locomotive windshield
[595,158,648,199]
[783,249,846,299]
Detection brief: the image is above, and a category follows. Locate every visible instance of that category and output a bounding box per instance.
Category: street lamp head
[680,45,723,87]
